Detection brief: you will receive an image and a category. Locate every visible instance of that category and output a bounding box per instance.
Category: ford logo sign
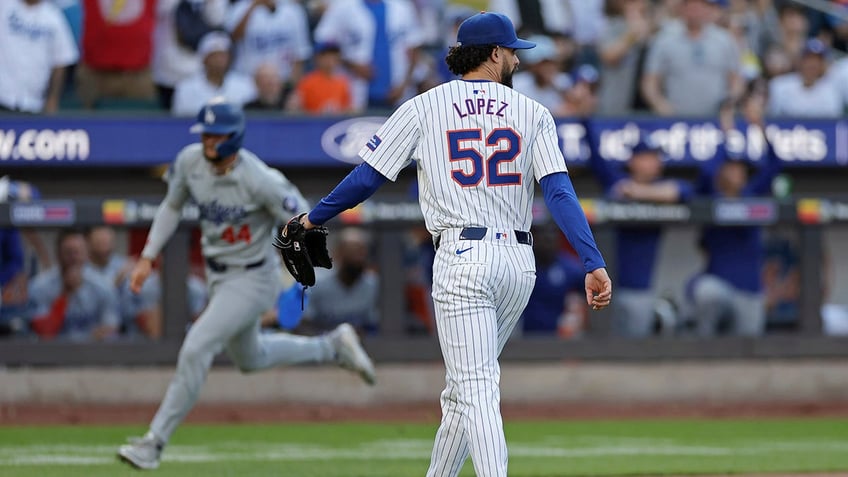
[321,116,387,164]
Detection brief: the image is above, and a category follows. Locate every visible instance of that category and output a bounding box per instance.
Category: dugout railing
[1,196,848,366]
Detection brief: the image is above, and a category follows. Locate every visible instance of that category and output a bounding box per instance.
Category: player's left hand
[585,268,612,310]
[274,214,332,287]
[298,213,316,230]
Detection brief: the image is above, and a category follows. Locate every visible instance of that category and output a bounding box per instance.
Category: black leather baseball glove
[273,214,333,287]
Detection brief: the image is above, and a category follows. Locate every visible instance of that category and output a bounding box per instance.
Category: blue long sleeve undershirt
[309,162,388,225]
[310,164,605,274]
[540,172,606,273]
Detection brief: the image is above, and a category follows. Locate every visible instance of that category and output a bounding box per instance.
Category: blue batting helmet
[190,98,245,159]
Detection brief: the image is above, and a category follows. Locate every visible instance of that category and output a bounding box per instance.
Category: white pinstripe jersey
[359,79,568,236]
[163,144,308,264]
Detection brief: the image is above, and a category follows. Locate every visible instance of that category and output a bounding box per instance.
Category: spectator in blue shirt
[522,224,585,336]
[300,227,379,334]
[687,93,781,337]
[583,118,694,337]
[28,229,120,341]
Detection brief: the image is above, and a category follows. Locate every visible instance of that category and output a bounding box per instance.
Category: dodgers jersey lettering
[360,79,568,235]
[163,144,308,264]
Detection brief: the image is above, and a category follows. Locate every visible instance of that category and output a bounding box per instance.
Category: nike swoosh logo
[455,246,473,255]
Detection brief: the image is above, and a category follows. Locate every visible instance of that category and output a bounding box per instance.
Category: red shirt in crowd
[82,0,154,70]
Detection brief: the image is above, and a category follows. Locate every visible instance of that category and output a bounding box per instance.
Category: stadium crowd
[0,178,384,342]
[2,0,848,116]
[2,0,848,341]
[0,178,209,341]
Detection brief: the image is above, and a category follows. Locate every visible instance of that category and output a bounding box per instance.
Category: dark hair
[83,224,115,241]
[603,0,623,17]
[777,3,805,16]
[56,227,86,252]
[446,44,497,76]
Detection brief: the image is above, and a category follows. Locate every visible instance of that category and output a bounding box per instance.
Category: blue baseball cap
[457,12,536,49]
[314,41,341,54]
[573,64,600,85]
[631,133,662,155]
[802,38,829,57]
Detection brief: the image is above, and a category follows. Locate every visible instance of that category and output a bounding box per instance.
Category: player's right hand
[130,258,153,294]
[585,268,612,310]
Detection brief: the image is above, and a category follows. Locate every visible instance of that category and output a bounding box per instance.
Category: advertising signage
[0,115,843,168]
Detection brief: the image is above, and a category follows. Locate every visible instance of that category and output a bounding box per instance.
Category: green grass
[1,419,847,476]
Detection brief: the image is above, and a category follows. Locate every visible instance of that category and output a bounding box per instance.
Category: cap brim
[502,38,536,49]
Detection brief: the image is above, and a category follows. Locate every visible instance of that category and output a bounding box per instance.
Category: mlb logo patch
[366,134,382,151]
[494,232,508,240]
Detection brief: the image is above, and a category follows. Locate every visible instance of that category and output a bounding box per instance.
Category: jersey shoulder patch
[365,134,382,151]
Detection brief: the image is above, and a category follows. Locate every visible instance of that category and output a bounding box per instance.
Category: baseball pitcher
[279,12,611,477]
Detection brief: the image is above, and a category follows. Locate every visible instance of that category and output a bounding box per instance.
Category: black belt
[434,227,533,250]
[206,258,265,273]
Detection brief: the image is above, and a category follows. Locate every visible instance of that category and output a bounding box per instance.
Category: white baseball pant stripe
[426,231,536,477]
[150,262,335,442]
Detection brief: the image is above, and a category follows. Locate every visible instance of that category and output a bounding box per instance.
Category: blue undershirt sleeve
[308,162,389,225]
[540,172,607,273]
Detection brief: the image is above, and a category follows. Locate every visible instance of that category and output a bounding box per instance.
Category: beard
[500,62,515,88]
[203,146,225,163]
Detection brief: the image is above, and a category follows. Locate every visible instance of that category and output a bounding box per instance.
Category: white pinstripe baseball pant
[426,229,536,477]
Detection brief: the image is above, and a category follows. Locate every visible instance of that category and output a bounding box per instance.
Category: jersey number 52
[447,128,522,187]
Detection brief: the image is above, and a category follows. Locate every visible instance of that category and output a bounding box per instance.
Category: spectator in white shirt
[513,35,572,115]
[314,0,423,110]
[245,62,285,110]
[171,31,257,117]
[768,38,842,118]
[152,0,228,109]
[0,0,78,113]
[225,0,312,85]
[826,49,848,110]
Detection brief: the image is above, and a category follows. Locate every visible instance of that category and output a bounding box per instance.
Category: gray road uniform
[140,144,338,443]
